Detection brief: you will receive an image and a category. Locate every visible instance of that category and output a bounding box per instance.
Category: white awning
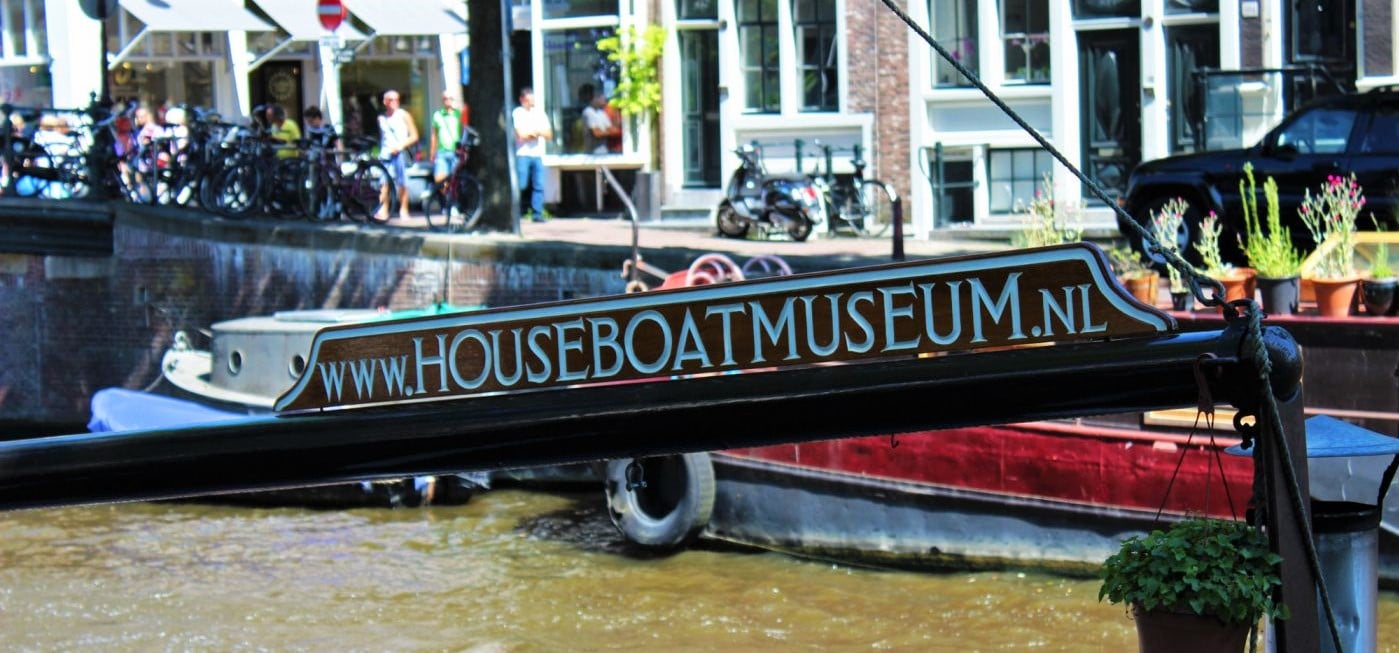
[250,0,368,42]
[342,0,466,36]
[118,0,274,32]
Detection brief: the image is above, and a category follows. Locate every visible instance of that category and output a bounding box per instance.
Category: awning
[111,0,275,69]
[250,0,368,42]
[118,0,275,32]
[342,0,466,36]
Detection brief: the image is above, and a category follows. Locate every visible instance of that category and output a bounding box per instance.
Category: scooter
[715,145,824,242]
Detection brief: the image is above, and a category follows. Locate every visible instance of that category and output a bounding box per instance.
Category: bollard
[1311,500,1380,653]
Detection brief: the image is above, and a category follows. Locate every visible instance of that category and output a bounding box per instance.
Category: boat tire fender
[605,452,716,549]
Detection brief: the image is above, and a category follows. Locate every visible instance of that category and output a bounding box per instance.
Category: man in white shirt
[581,92,619,155]
[511,87,553,222]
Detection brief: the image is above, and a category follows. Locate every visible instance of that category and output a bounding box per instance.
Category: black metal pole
[0,328,1253,511]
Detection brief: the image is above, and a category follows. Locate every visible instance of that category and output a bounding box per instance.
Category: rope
[1239,306,1346,652]
[874,0,1224,310]
[869,1,1344,647]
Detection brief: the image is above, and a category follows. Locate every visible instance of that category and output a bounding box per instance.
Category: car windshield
[1272,107,1358,154]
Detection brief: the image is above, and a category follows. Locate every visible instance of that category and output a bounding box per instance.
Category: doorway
[1078,30,1141,203]
[679,30,721,188]
[251,61,304,125]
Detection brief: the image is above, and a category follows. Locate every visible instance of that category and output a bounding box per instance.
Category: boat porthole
[290,354,306,379]
[228,350,243,375]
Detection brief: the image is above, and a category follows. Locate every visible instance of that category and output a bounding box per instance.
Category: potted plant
[1099,517,1288,653]
[1237,163,1302,315]
[1300,173,1365,317]
[1149,197,1192,310]
[596,25,666,218]
[1013,173,1083,249]
[1110,245,1160,306]
[1361,239,1396,316]
[1195,212,1256,310]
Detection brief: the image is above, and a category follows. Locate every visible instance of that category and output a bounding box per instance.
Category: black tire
[1135,195,1203,271]
[454,171,483,229]
[422,186,448,231]
[838,186,871,236]
[605,453,716,549]
[300,161,337,222]
[716,203,749,238]
[784,211,813,242]
[859,180,895,238]
[345,160,394,224]
[209,163,261,218]
[12,148,54,198]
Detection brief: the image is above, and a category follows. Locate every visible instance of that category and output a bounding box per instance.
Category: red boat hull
[705,421,1253,573]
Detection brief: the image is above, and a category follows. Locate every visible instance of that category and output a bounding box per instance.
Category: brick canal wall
[2,206,653,430]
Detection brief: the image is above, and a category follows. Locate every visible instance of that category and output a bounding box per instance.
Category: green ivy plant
[1099,517,1289,626]
[596,25,666,167]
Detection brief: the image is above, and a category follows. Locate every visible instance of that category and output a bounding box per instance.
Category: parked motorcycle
[715,145,824,242]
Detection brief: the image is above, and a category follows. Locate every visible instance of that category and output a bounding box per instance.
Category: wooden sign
[276,243,1175,412]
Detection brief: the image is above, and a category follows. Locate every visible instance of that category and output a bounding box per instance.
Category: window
[737,0,780,112]
[1072,0,1139,18]
[1165,0,1216,14]
[928,147,975,226]
[930,0,976,87]
[988,148,1052,213]
[543,28,617,154]
[794,0,838,111]
[1002,0,1049,84]
[678,0,719,20]
[1360,109,1399,154]
[2,0,44,60]
[543,0,620,20]
[1273,107,1358,155]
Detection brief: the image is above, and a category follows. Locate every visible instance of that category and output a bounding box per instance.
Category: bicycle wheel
[344,160,394,224]
[209,163,262,218]
[838,186,871,236]
[859,180,897,238]
[300,161,337,222]
[454,170,483,230]
[422,184,449,231]
[12,147,54,198]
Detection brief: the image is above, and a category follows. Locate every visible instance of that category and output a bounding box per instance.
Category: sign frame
[276,243,1176,413]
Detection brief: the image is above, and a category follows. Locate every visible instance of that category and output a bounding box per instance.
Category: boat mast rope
[871,0,1344,649]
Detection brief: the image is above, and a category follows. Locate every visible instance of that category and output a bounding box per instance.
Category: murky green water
[1,490,1397,652]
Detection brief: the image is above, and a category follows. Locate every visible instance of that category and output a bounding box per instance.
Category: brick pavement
[380,214,1014,266]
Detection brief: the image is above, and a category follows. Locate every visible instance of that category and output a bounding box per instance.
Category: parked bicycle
[811,143,897,238]
[299,135,395,224]
[422,126,483,232]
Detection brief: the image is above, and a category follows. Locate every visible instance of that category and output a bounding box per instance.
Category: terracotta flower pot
[1211,268,1256,314]
[1124,273,1160,306]
[1310,276,1359,318]
[1132,606,1251,653]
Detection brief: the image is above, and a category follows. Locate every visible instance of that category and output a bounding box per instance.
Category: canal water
[3,489,1398,652]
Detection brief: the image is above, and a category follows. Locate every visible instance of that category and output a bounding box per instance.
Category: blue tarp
[88,387,254,433]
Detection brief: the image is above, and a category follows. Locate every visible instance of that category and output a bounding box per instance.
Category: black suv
[1121,88,1399,265]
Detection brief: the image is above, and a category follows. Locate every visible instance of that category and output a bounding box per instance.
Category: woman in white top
[377,89,418,220]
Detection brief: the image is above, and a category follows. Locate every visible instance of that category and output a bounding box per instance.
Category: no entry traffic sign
[318,0,346,31]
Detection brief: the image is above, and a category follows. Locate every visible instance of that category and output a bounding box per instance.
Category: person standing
[429,91,462,195]
[377,89,418,220]
[265,104,300,159]
[511,86,552,222]
[582,91,620,155]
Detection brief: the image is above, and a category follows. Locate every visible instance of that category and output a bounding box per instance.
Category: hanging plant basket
[1132,606,1251,653]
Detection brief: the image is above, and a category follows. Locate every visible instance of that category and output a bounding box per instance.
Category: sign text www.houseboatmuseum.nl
[275,243,1176,412]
